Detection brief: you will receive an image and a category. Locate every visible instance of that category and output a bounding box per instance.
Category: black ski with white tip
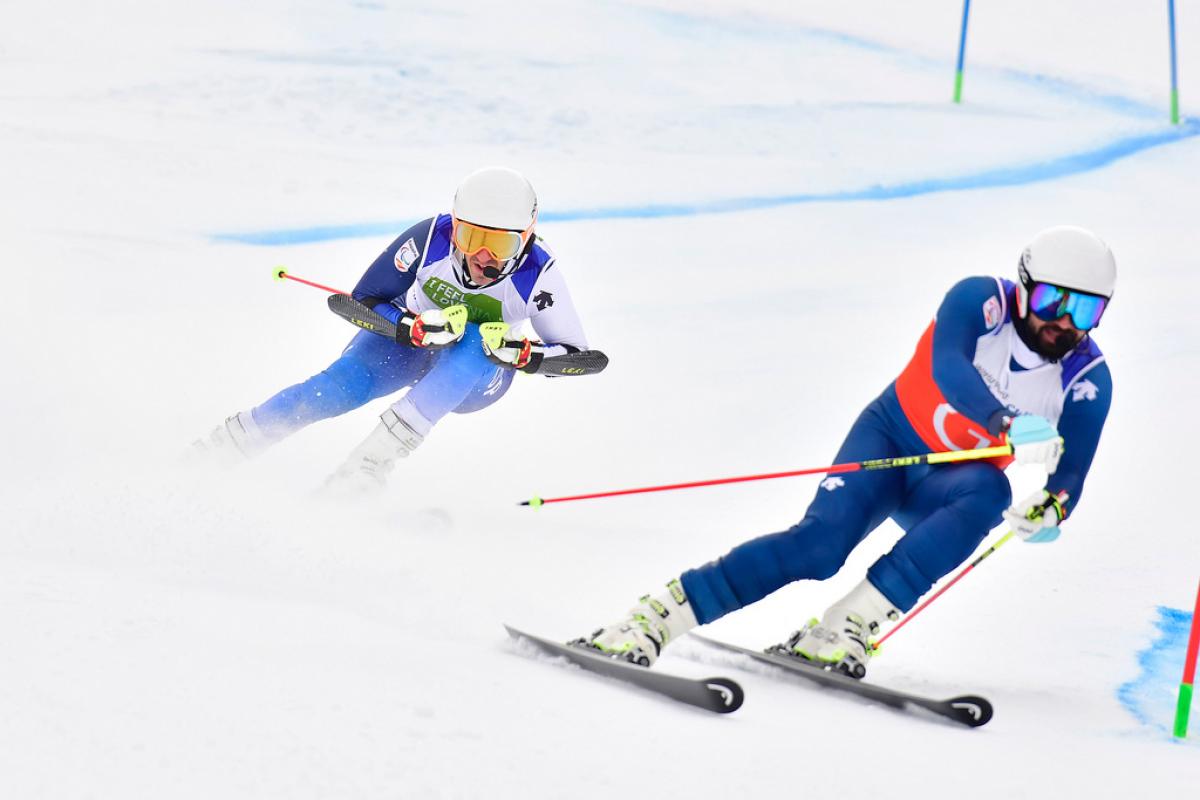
[690,634,991,727]
[505,625,743,714]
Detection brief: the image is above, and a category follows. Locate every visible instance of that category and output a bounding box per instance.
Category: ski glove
[479,321,546,374]
[1005,414,1064,474]
[397,305,468,349]
[1004,489,1067,544]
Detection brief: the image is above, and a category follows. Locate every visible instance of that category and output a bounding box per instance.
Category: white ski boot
[324,405,425,494]
[189,411,267,467]
[573,579,698,667]
[772,579,900,679]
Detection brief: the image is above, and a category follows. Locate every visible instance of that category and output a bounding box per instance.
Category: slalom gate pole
[1173,579,1200,738]
[871,532,1015,653]
[1169,0,1181,125]
[273,266,345,295]
[953,0,971,103]
[520,444,1013,507]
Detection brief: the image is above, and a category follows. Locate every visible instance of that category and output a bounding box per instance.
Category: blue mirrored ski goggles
[1027,282,1108,331]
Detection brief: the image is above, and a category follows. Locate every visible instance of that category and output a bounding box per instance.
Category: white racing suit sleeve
[526,263,589,359]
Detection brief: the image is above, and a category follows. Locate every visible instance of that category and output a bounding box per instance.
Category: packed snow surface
[3,1,1199,797]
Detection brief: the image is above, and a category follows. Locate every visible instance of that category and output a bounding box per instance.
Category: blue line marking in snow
[1117,605,1197,742]
[987,68,1162,119]
[210,10,1192,246]
[214,120,1200,246]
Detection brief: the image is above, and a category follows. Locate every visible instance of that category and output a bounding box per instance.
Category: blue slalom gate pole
[954,0,972,103]
[1169,0,1181,124]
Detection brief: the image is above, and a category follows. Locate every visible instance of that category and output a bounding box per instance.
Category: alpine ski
[690,634,991,727]
[505,625,744,714]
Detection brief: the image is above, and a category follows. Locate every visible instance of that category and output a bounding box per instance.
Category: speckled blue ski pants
[249,324,512,442]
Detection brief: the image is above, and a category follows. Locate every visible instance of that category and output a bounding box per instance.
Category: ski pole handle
[327,294,609,375]
[521,444,1014,507]
[277,269,609,375]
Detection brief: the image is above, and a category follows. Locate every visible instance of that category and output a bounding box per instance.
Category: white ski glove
[1003,489,1068,544]
[479,322,546,373]
[1005,414,1064,474]
[397,304,468,349]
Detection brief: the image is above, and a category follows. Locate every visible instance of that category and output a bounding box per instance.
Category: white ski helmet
[1017,225,1116,306]
[450,167,538,286]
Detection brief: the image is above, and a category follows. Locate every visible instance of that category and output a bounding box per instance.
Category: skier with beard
[577,226,1116,678]
[194,167,595,491]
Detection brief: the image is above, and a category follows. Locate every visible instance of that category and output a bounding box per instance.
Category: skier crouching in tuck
[577,226,1115,678]
[195,167,598,492]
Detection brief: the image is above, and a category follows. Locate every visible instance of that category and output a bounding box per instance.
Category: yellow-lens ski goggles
[452,218,532,260]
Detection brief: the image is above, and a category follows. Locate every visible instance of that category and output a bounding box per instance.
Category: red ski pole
[871,492,1066,652]
[273,266,345,295]
[871,532,1015,653]
[520,444,1013,507]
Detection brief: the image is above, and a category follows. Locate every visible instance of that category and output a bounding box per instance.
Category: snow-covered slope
[2,2,1199,797]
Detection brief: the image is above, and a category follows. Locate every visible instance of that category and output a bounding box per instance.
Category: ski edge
[504,625,743,714]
